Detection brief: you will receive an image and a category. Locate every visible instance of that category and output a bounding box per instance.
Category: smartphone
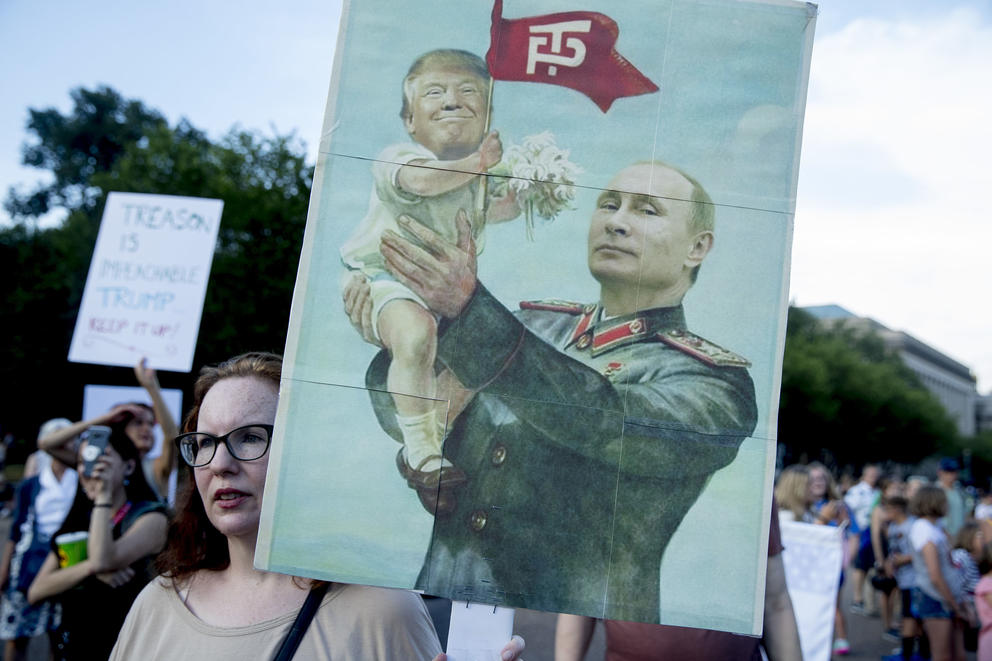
[81,425,111,477]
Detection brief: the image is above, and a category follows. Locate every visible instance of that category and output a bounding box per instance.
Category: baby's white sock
[396,410,444,472]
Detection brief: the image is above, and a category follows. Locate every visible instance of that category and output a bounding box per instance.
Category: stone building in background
[803,304,981,438]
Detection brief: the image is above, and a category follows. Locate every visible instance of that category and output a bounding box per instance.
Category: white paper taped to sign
[445,601,514,661]
[68,192,223,373]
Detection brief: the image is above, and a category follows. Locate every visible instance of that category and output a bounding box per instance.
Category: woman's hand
[133,357,160,391]
[87,452,120,503]
[101,402,148,426]
[432,634,525,661]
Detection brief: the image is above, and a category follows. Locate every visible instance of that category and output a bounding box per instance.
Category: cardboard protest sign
[68,192,223,373]
[257,0,816,631]
[781,521,844,661]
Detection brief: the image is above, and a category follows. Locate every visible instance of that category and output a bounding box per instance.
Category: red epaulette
[657,329,751,368]
[519,299,587,315]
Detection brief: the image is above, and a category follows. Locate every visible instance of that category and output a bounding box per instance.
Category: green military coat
[367,284,757,622]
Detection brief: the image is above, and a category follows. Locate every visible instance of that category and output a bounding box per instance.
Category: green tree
[1,87,312,446]
[778,307,960,468]
[5,86,167,220]
[963,431,992,484]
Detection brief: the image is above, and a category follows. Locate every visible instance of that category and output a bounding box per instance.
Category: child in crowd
[952,522,983,651]
[974,542,992,661]
[339,49,520,508]
[883,495,929,661]
[909,485,966,661]
[873,483,905,639]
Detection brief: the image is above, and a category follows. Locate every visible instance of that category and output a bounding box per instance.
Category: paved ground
[511,575,977,661]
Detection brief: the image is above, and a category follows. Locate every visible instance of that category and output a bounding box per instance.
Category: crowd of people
[1,354,988,661]
[0,354,525,661]
[0,359,175,661]
[774,459,992,661]
[5,359,991,661]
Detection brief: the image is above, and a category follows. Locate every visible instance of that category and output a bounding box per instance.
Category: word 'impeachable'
[121,204,214,232]
[98,259,202,285]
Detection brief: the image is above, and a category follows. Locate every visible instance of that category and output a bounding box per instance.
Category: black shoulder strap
[272,583,330,661]
[119,500,168,534]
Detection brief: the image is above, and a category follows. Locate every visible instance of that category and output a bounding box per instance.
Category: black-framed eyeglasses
[174,424,274,467]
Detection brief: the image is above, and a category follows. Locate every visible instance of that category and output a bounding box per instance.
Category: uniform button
[576,334,592,350]
[583,304,596,314]
[629,320,643,333]
[491,445,507,466]
[469,510,488,532]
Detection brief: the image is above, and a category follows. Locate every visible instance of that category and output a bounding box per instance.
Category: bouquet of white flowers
[490,132,582,239]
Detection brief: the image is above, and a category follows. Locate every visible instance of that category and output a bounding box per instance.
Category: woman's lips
[213,488,249,508]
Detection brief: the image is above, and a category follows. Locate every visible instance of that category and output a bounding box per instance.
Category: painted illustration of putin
[345,160,758,622]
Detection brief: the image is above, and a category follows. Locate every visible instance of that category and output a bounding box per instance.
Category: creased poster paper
[258,0,816,632]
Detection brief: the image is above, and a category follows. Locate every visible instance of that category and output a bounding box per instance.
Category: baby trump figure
[339,49,520,512]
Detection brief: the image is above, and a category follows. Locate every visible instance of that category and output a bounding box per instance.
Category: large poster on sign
[257,0,816,631]
[68,192,223,373]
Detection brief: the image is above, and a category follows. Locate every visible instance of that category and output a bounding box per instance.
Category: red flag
[486,0,659,112]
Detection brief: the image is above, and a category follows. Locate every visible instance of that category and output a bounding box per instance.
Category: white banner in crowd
[780,521,845,661]
[68,192,223,372]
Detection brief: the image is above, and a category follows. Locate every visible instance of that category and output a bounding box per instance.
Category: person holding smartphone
[37,357,179,502]
[27,422,168,661]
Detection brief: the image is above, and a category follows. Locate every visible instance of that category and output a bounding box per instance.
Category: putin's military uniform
[367,285,757,622]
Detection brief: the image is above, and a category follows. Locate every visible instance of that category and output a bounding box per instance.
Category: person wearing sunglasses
[110,352,524,660]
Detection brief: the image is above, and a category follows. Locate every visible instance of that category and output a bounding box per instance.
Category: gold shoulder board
[657,329,752,368]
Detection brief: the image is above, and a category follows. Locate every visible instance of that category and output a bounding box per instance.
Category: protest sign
[68,192,223,373]
[257,0,816,631]
[781,521,845,661]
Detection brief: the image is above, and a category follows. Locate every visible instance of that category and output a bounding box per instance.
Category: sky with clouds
[1,0,989,392]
